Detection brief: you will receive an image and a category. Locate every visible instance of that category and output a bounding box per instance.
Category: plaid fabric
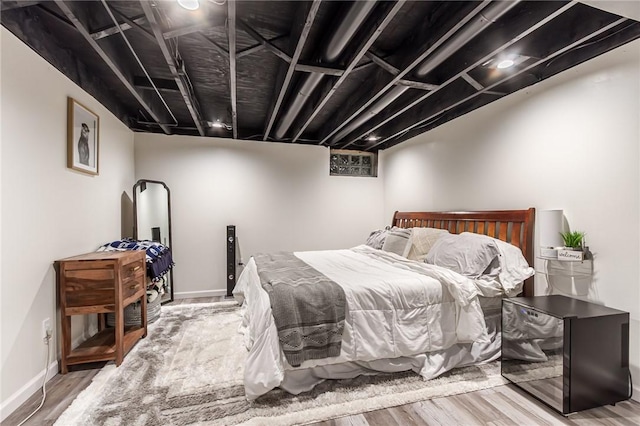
[407,227,450,262]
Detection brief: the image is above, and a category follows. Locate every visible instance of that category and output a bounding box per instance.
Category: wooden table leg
[60,314,71,374]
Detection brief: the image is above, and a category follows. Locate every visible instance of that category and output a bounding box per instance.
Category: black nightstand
[501,295,630,415]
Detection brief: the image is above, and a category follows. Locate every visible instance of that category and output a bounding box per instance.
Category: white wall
[382,40,640,399]
[0,29,135,419]
[134,134,385,298]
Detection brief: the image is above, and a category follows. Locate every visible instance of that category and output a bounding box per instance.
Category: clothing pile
[97,238,175,303]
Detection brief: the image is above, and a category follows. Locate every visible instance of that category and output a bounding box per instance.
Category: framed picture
[67,97,99,175]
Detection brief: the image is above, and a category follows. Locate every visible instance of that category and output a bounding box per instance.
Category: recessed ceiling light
[177,0,199,11]
[208,119,232,130]
[365,135,379,141]
[484,54,530,70]
[497,59,515,69]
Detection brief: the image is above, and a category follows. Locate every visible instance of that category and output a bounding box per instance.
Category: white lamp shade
[539,209,564,248]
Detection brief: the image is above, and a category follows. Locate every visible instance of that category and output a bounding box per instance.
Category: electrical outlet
[42,318,52,340]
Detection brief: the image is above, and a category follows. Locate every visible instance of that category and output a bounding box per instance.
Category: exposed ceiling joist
[163,18,226,40]
[365,51,439,90]
[396,79,439,91]
[237,34,288,59]
[319,1,492,145]
[460,72,485,90]
[140,0,205,136]
[238,20,291,63]
[262,0,322,140]
[4,0,638,151]
[375,17,630,149]
[110,7,156,44]
[134,76,179,92]
[346,1,581,150]
[227,0,238,139]
[295,63,343,76]
[291,0,407,142]
[53,0,172,134]
[91,13,147,41]
[366,51,400,75]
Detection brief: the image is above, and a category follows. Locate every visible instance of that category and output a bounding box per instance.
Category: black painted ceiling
[2,0,639,151]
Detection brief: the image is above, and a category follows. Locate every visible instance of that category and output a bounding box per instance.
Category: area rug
[55,302,508,426]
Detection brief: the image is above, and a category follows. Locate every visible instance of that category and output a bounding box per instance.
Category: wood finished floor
[4,297,640,426]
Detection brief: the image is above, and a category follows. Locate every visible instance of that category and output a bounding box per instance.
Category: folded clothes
[97,238,175,282]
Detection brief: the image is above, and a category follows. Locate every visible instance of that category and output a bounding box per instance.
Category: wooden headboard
[392,208,535,297]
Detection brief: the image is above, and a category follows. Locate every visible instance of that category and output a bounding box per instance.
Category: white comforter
[234,245,490,400]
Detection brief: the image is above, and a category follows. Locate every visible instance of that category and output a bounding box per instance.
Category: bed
[233,208,535,400]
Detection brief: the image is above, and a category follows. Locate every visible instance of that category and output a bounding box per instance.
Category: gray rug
[55,302,507,426]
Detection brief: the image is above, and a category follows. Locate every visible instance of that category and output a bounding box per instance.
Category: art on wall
[67,97,99,175]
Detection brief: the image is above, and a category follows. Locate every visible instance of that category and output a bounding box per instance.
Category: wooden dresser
[56,251,147,373]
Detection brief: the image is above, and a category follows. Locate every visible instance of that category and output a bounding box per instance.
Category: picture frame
[67,97,99,175]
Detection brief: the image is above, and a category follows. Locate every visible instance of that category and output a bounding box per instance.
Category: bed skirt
[275,308,502,396]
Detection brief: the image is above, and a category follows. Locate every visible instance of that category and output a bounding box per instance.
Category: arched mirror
[133,179,174,304]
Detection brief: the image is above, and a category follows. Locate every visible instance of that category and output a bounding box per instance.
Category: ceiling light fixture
[497,59,515,69]
[177,0,200,11]
[208,119,232,131]
[365,134,379,141]
[484,53,530,70]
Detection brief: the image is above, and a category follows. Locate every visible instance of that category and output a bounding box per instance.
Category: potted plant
[558,231,587,261]
[560,230,585,250]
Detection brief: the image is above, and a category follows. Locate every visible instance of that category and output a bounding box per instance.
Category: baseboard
[1,325,103,421]
[173,289,227,300]
[0,360,58,422]
[632,384,640,402]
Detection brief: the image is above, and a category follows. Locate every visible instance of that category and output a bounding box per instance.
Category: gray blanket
[254,252,346,367]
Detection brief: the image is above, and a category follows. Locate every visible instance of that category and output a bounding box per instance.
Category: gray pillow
[381,227,413,257]
[425,233,500,278]
[365,226,391,250]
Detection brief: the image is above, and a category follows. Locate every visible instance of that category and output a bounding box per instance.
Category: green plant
[560,230,585,249]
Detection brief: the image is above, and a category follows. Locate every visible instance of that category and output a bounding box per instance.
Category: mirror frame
[133,179,174,303]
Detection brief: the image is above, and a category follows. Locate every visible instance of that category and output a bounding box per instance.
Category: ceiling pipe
[331,0,521,144]
[273,0,377,140]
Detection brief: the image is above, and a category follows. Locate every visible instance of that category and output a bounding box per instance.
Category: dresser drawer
[63,266,116,307]
[121,253,145,301]
[121,255,145,281]
[122,275,145,300]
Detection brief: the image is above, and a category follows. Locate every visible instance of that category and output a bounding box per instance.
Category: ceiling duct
[330,0,521,144]
[273,1,377,140]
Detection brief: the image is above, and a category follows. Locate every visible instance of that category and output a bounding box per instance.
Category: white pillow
[425,233,500,278]
[381,227,413,257]
[484,234,534,296]
[407,227,449,262]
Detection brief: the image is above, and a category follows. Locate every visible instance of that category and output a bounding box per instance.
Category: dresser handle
[131,265,141,272]
[129,284,139,290]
